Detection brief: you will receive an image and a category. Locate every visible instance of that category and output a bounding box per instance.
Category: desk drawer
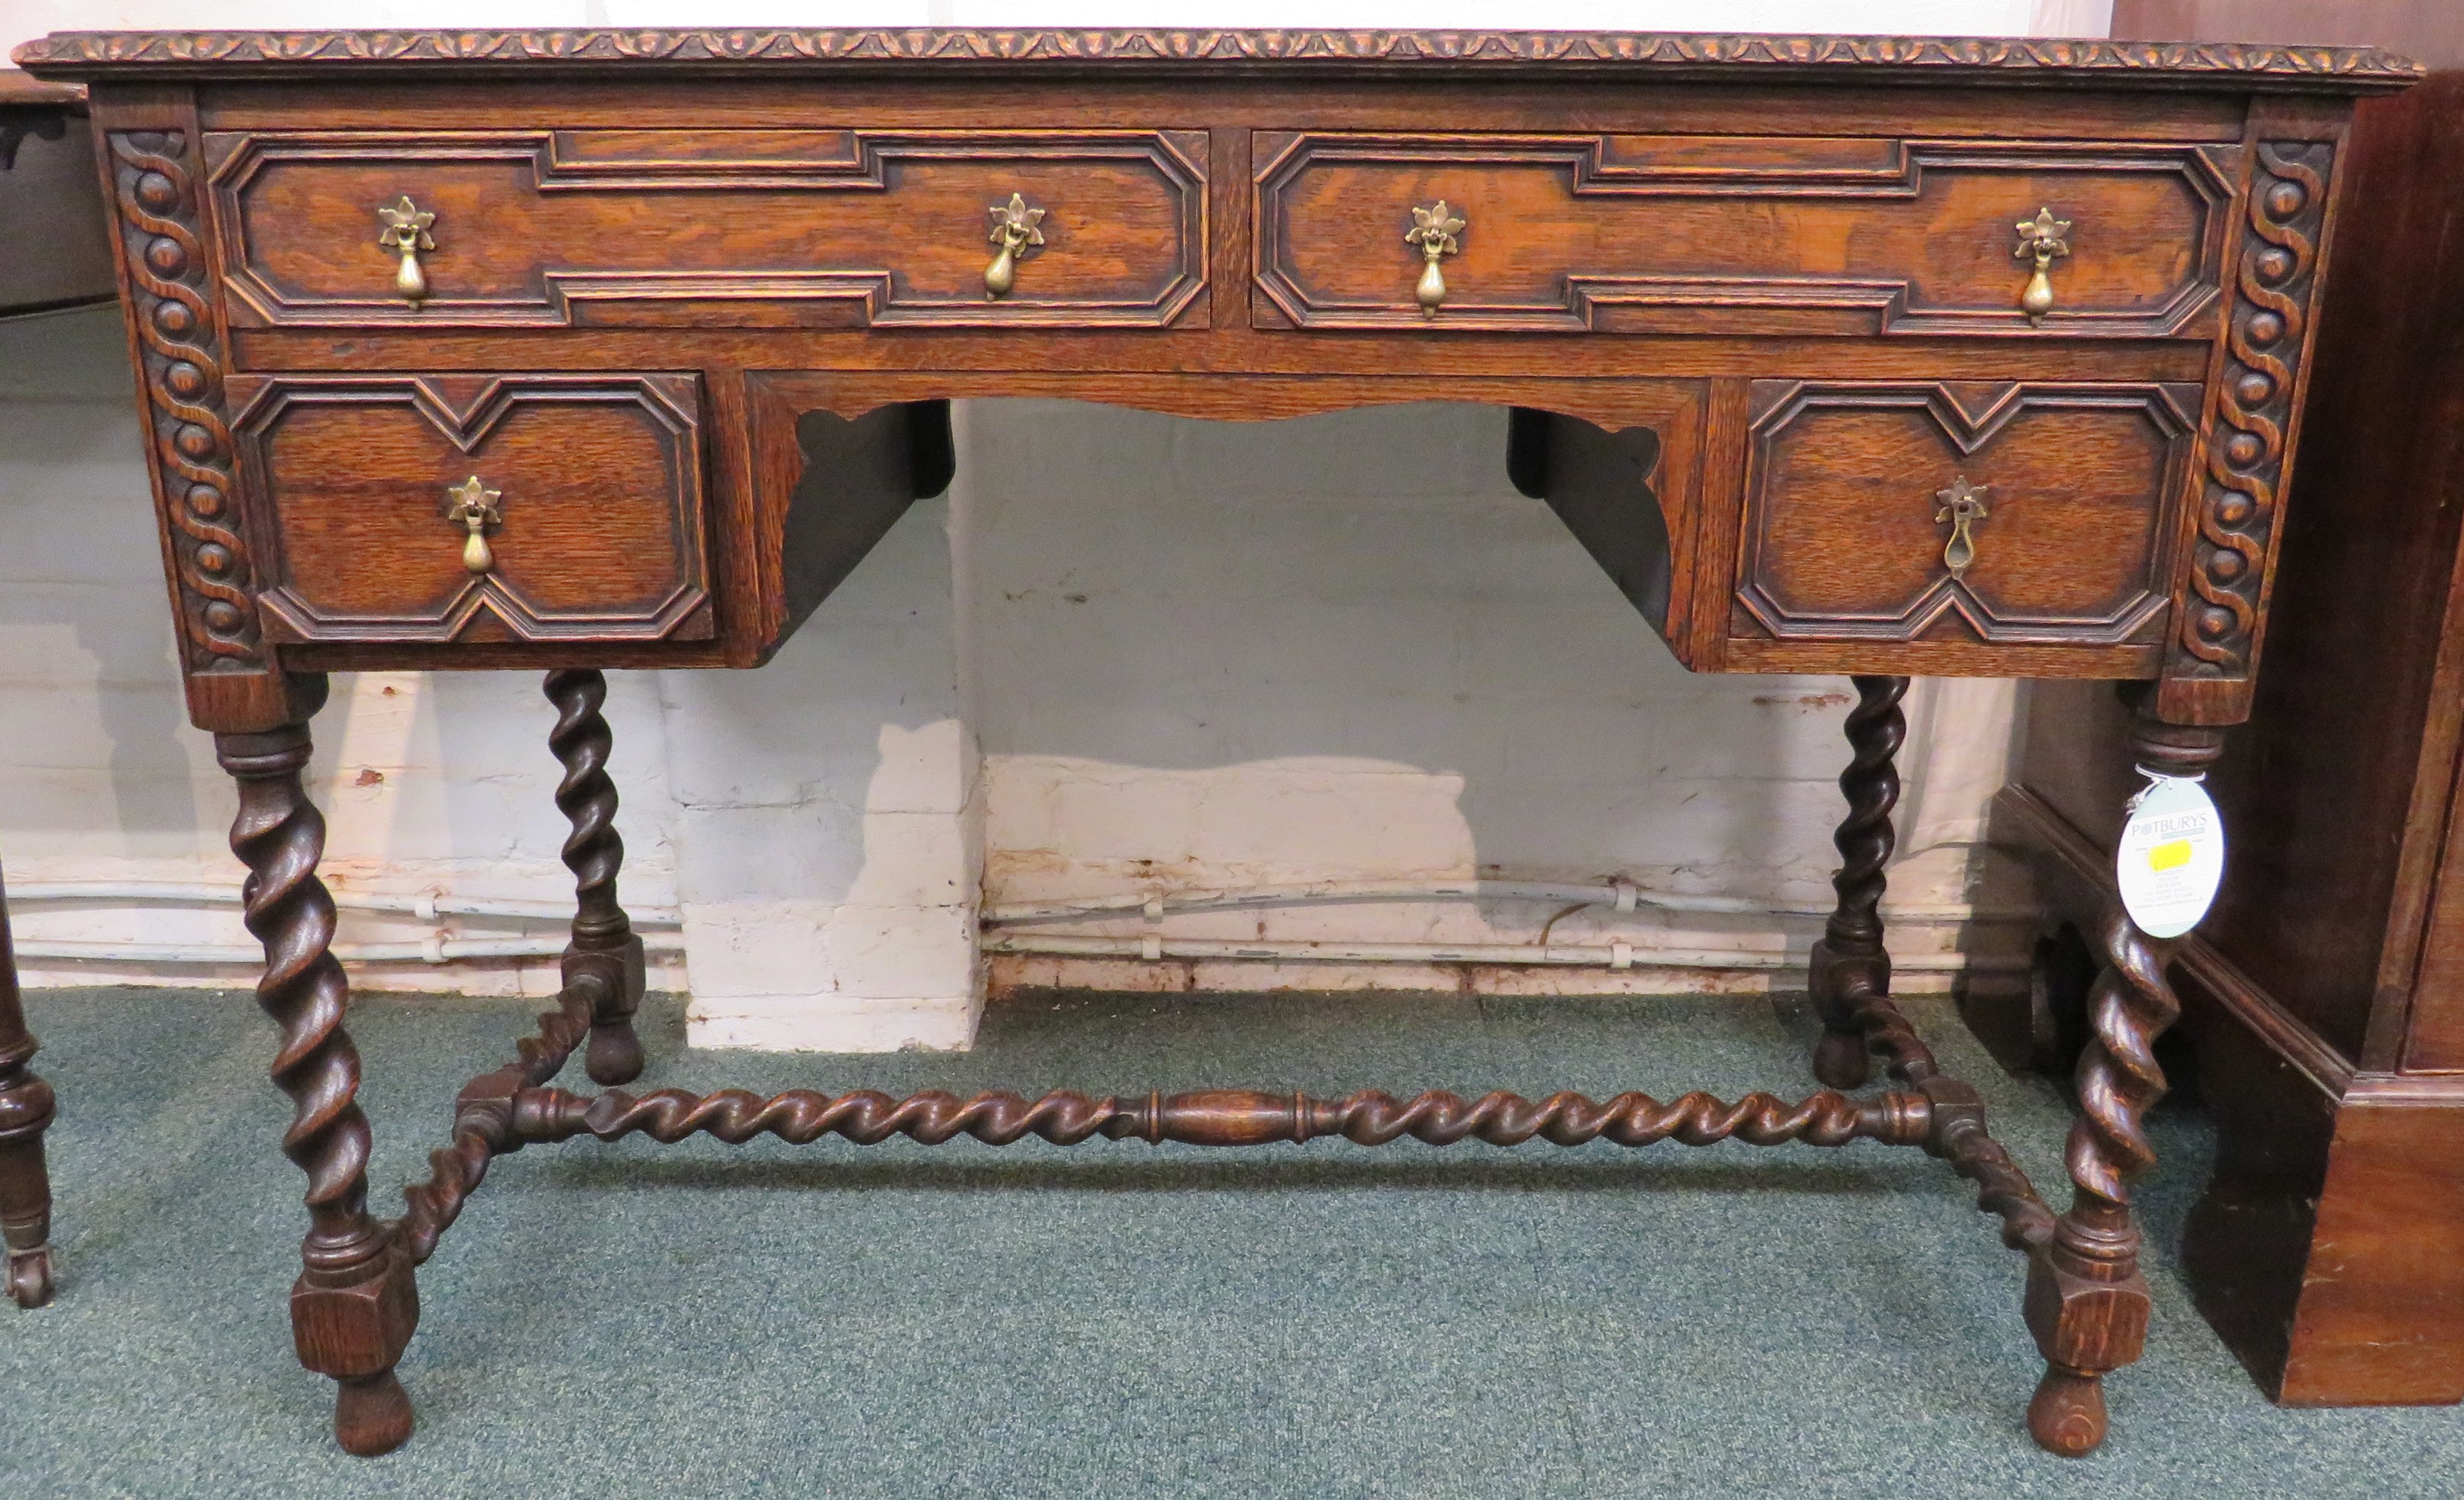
[1253,133,2230,335]
[204,130,1209,328]
[1731,381,2196,648]
[226,373,713,645]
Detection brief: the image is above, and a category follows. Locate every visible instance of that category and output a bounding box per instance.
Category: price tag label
[2115,775,2225,939]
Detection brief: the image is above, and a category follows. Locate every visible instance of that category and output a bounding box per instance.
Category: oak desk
[16,25,2417,1459]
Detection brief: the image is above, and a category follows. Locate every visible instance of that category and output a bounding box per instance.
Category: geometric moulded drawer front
[1253,134,2230,336]
[226,373,711,644]
[1735,381,2198,645]
[204,130,1211,329]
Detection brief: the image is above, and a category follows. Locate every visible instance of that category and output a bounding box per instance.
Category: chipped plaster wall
[0,0,2087,1047]
[969,401,2038,1003]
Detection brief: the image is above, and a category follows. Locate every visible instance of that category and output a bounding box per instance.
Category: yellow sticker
[2148,839,2193,872]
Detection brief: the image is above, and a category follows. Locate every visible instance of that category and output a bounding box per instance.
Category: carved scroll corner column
[2162,137,2334,716]
[105,123,293,730]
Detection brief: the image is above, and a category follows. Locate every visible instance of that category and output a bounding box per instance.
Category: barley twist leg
[1809,675,1933,1088]
[546,669,645,1086]
[219,691,418,1457]
[2024,709,2222,1456]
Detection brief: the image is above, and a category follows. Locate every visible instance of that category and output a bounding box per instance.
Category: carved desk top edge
[12,29,2423,92]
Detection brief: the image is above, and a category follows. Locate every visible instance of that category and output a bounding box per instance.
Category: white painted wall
[0,0,2103,1047]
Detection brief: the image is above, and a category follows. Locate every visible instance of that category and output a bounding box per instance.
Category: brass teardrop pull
[2014,206,2072,325]
[443,475,503,574]
[985,192,1047,298]
[376,194,437,308]
[1935,475,1991,578]
[1406,200,1465,318]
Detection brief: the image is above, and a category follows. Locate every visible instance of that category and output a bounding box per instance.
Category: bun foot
[334,1368,415,1457]
[6,1245,54,1308]
[585,1023,645,1086]
[2028,1365,2108,1456]
[1812,1027,1872,1090]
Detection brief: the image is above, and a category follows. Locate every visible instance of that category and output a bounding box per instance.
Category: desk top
[13,27,2422,89]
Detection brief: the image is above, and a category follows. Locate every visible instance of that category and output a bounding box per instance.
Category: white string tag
[2115,769,2225,939]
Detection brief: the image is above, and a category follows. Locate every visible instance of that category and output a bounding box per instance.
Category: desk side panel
[87,84,311,731]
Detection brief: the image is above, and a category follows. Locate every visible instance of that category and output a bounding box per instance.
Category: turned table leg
[0,870,56,1308]
[1810,674,1911,1090]
[545,669,646,1086]
[2024,707,2223,1456]
[219,687,418,1457]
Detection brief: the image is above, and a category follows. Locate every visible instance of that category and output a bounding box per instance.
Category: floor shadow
[520,1145,1931,1199]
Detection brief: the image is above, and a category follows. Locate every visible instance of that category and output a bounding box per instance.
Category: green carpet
[0,985,2455,1498]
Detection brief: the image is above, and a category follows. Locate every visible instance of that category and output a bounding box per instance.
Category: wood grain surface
[1737,382,2192,648]
[228,374,710,644]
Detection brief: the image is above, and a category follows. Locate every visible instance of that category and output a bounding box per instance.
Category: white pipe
[982,879,2037,927]
[982,931,2027,973]
[19,926,2004,972]
[11,933,688,965]
[6,881,2033,973]
[10,879,2027,931]
[2,881,683,927]
[3,882,687,967]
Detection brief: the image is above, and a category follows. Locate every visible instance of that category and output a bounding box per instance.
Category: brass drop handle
[376,194,437,308]
[2014,206,2072,325]
[985,192,1047,298]
[1935,475,1991,578]
[1406,200,1465,318]
[443,475,503,574]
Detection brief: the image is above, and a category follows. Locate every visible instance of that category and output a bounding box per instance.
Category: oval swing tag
[2115,776,2225,939]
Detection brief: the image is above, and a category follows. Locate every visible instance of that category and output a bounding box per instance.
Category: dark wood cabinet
[1995,0,2464,1409]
